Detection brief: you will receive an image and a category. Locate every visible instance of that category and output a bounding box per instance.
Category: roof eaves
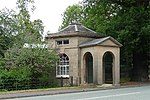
[108,36,123,47]
[96,36,123,47]
[79,43,97,48]
[79,36,122,48]
[79,39,101,48]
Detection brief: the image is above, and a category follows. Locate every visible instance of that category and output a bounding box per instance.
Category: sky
[0,0,82,33]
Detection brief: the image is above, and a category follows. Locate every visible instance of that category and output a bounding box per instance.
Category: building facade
[46,23,122,86]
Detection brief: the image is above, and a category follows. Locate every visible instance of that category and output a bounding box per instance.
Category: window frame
[63,40,69,44]
[56,54,69,78]
[56,39,69,45]
[57,40,63,45]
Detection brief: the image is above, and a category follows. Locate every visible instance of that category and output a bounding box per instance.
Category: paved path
[3,85,150,100]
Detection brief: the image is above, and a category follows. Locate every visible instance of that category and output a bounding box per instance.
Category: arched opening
[56,54,69,78]
[103,52,114,84]
[84,52,93,83]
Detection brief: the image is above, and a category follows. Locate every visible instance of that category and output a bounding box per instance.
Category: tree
[0,0,42,57]
[60,4,84,29]
[15,0,44,45]
[3,45,58,88]
[0,9,17,57]
[83,0,150,81]
[0,0,58,90]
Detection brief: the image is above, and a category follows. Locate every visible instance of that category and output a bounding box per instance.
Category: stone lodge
[46,23,122,86]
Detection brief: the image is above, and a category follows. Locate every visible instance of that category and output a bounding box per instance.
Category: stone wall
[47,35,121,86]
[80,45,120,85]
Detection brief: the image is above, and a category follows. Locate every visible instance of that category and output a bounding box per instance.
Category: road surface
[6,85,150,100]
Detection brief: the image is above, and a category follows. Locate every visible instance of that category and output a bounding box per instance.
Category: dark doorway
[85,52,93,83]
[103,52,113,84]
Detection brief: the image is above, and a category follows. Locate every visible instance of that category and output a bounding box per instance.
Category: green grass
[120,77,131,83]
[0,85,98,94]
[0,86,79,94]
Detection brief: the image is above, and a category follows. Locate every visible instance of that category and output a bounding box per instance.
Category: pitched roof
[79,36,122,47]
[59,23,97,33]
[46,23,103,38]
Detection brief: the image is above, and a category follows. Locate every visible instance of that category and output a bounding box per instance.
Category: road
[6,86,150,100]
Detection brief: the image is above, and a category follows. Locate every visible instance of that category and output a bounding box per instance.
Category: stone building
[46,23,122,86]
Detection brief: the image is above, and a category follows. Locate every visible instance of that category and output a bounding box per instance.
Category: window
[57,54,69,78]
[63,40,69,44]
[56,40,69,45]
[57,40,62,45]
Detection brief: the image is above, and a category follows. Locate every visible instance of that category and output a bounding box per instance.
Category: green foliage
[15,0,44,45]
[120,77,131,83]
[3,45,58,84]
[0,65,31,90]
[60,4,84,29]
[0,46,58,90]
[83,0,150,81]
[60,0,150,81]
[0,9,16,57]
[0,0,59,90]
[0,0,43,57]
[0,66,31,81]
[82,0,121,33]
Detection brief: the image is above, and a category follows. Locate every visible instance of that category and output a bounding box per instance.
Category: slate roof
[46,23,103,38]
[79,36,122,47]
[59,23,96,33]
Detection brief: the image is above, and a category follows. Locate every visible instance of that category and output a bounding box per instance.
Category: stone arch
[83,52,93,83]
[103,51,115,84]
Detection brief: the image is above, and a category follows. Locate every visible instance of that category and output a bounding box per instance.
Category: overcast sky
[0,0,82,33]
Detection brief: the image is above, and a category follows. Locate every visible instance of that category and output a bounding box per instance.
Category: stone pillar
[113,48,120,86]
[97,53,103,85]
[93,52,98,84]
[80,54,85,85]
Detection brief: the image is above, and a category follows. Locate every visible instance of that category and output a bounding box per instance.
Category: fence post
[15,79,18,90]
[15,82,18,90]
[27,79,29,89]
[60,76,63,87]
[70,76,73,86]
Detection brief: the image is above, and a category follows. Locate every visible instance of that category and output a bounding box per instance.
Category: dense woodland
[60,0,150,82]
[0,0,150,91]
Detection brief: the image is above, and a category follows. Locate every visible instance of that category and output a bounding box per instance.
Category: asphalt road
[6,86,150,100]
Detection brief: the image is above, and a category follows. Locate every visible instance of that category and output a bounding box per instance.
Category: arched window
[56,54,69,78]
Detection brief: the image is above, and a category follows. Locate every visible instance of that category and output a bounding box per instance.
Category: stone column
[80,54,85,85]
[93,51,98,84]
[97,52,103,85]
[113,48,120,86]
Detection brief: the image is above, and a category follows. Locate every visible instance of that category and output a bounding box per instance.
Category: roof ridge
[75,24,78,32]
[81,25,97,33]
[58,25,71,33]
[70,22,81,25]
